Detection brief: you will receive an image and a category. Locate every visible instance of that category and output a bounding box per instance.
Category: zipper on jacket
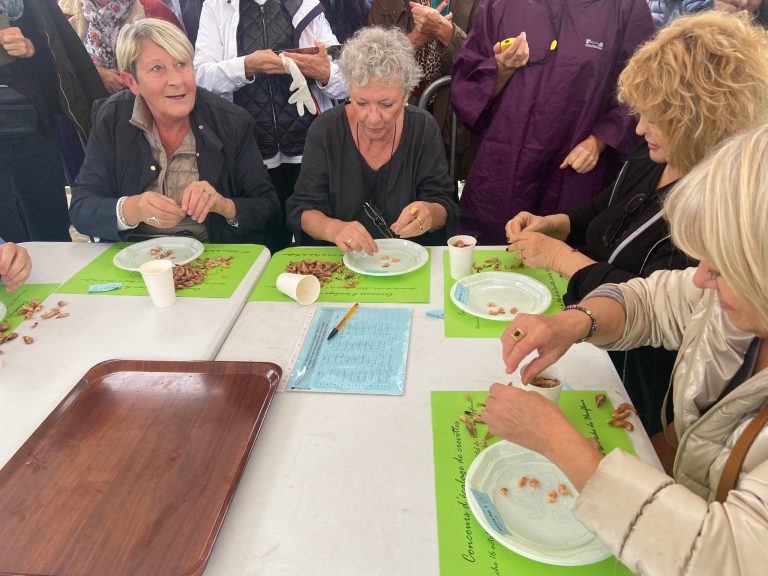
[260,5,281,152]
[44,29,88,148]
[607,160,630,207]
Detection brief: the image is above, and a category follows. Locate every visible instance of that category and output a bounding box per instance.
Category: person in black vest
[194,0,346,250]
[318,0,370,43]
[0,0,106,242]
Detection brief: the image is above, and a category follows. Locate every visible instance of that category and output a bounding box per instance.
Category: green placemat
[57,244,264,298]
[248,246,431,303]
[0,284,60,331]
[432,390,635,576]
[443,251,567,338]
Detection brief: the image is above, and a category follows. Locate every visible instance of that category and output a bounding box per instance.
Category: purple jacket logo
[585,39,604,50]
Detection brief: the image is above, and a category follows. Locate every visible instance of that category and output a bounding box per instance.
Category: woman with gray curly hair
[286,26,458,254]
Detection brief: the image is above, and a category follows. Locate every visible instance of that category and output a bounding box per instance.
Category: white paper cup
[448,234,477,280]
[524,365,565,404]
[276,273,320,305]
[139,260,176,308]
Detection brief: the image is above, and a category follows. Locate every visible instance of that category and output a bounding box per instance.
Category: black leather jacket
[70,88,281,246]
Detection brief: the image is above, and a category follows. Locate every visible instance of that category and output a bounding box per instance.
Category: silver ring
[206,188,213,197]
[146,216,159,225]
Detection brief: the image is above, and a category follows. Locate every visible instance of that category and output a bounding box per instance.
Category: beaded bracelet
[117,196,137,228]
[563,304,597,344]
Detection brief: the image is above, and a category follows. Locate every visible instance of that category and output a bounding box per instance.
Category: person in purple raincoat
[451,0,654,244]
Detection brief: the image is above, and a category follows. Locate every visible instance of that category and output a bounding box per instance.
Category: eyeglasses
[601,193,650,248]
[364,202,394,239]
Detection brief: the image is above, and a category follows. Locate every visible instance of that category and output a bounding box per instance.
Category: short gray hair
[116,18,193,77]
[339,27,423,94]
[665,123,768,328]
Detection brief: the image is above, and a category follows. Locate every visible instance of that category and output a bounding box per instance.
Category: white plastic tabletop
[209,246,661,576]
[0,242,270,468]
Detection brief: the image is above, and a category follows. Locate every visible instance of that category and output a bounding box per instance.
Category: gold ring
[146,216,159,225]
[510,327,526,342]
[415,216,424,226]
[345,239,352,247]
[409,207,418,216]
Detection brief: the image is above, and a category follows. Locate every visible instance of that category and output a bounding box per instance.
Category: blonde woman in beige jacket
[482,124,768,575]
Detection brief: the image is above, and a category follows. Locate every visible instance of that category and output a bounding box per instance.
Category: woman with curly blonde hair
[503,11,768,434]
[486,122,768,576]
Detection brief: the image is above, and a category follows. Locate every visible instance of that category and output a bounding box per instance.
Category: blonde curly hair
[618,11,768,174]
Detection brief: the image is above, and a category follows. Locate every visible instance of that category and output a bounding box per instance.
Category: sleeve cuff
[572,450,674,551]
[574,450,710,573]
[116,196,139,231]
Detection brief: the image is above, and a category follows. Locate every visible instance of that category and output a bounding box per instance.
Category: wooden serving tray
[0,359,281,576]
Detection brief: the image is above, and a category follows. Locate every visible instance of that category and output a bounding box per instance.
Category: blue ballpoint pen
[327,303,360,340]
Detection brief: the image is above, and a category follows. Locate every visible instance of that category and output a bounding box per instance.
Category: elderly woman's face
[635,114,670,164]
[123,40,196,123]
[693,262,764,335]
[349,78,408,141]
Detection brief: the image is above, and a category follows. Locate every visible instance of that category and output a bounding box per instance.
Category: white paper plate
[0,302,6,321]
[466,441,610,566]
[450,272,551,321]
[343,239,428,276]
[112,237,204,271]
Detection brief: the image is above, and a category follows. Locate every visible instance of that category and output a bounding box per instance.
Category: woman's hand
[560,135,606,174]
[482,382,603,491]
[123,191,186,229]
[507,231,573,270]
[96,65,125,94]
[328,220,378,255]
[491,33,529,98]
[0,242,32,292]
[493,32,529,72]
[283,42,331,84]
[391,201,441,238]
[482,383,570,454]
[181,180,235,223]
[501,312,589,380]
[0,27,34,58]
[409,1,454,47]
[506,212,572,243]
[505,211,553,239]
[244,49,287,76]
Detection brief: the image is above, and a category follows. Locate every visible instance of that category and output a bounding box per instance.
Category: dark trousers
[0,130,70,242]
[267,162,301,251]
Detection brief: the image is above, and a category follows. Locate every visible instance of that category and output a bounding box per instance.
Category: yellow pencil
[327,303,360,340]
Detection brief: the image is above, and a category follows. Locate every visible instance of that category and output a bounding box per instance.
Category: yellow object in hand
[499,37,517,51]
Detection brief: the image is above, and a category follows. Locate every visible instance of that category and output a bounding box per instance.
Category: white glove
[281,53,317,117]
